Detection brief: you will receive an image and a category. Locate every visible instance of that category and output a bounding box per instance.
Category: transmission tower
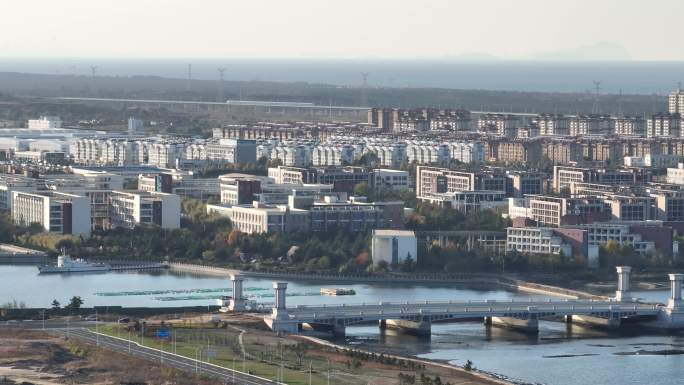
[217,67,226,102]
[617,88,624,117]
[360,72,369,107]
[591,80,602,115]
[186,64,192,92]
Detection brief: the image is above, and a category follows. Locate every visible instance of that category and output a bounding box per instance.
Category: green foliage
[67,296,84,309]
[407,203,509,232]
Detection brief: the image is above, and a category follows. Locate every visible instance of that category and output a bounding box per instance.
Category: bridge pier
[485,306,539,333]
[615,266,632,302]
[264,282,298,334]
[383,317,432,336]
[569,310,622,330]
[227,275,246,311]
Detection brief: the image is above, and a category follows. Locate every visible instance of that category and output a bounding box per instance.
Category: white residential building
[364,144,406,168]
[311,145,355,166]
[406,142,450,165]
[271,145,311,167]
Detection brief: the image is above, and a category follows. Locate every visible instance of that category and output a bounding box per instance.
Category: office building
[12,191,91,236]
[109,190,180,229]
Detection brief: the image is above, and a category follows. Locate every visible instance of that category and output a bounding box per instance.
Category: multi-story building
[371,169,409,190]
[506,227,572,256]
[416,166,508,197]
[406,142,450,165]
[430,110,471,131]
[11,191,91,236]
[311,145,355,166]
[536,114,569,136]
[447,142,485,163]
[506,171,547,198]
[207,202,310,234]
[218,174,266,206]
[646,113,681,138]
[0,175,37,211]
[270,145,311,167]
[27,116,62,130]
[477,114,518,136]
[138,171,220,201]
[667,163,684,185]
[205,139,257,164]
[669,89,684,115]
[568,115,611,136]
[568,222,657,256]
[363,143,406,168]
[540,139,583,165]
[613,117,645,136]
[268,166,371,193]
[553,166,640,193]
[654,190,684,222]
[607,195,654,221]
[108,190,180,229]
[145,141,187,168]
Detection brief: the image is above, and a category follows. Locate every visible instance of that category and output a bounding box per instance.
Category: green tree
[51,299,61,310]
[67,296,83,309]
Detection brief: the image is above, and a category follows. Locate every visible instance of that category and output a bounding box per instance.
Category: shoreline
[295,334,519,385]
[169,262,604,300]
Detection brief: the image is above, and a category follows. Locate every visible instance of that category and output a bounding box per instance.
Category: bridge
[221,267,684,336]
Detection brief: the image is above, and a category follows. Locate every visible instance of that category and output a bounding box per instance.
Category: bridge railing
[288,303,661,320]
[289,297,625,311]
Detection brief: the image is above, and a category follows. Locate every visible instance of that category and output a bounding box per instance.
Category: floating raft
[320,287,356,296]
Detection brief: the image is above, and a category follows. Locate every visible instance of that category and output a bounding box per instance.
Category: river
[1,265,680,385]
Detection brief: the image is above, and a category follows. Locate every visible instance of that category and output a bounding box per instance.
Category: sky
[0,0,682,60]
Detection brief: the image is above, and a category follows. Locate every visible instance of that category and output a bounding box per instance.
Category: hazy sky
[1,0,682,60]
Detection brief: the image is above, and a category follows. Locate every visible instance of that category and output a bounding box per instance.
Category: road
[4,322,279,385]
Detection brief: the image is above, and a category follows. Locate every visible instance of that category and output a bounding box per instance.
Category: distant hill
[530,42,632,61]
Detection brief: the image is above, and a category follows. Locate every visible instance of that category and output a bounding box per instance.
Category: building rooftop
[373,229,415,237]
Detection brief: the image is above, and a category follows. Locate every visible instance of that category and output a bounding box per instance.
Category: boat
[320,287,356,296]
[38,250,111,274]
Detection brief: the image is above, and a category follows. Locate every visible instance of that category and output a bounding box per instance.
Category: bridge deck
[282,299,660,325]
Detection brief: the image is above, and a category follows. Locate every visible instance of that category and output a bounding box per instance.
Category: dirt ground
[0,329,217,385]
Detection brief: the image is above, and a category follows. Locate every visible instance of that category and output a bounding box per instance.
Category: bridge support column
[379,319,387,330]
[333,319,346,338]
[227,275,245,311]
[264,282,298,334]
[615,266,632,302]
[384,314,431,336]
[485,306,539,333]
[571,307,622,330]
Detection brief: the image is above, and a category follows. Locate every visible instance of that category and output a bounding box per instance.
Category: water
[0,265,537,308]
[0,265,679,385]
[0,58,682,94]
